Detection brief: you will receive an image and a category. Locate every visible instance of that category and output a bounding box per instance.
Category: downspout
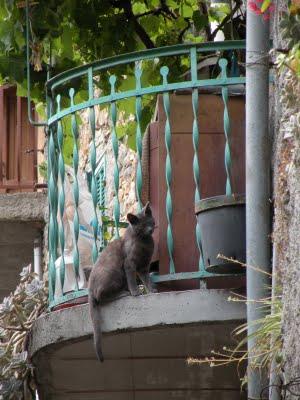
[246,3,271,400]
[34,237,42,280]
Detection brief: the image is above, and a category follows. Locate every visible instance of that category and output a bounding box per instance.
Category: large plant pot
[195,194,245,274]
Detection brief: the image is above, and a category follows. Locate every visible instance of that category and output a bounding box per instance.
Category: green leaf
[0,0,238,154]
[193,10,209,31]
[61,25,74,59]
[35,102,47,120]
[16,82,28,98]
[132,2,148,14]
[126,125,137,151]
[260,0,272,13]
[61,114,82,165]
[140,15,160,35]
[182,3,194,18]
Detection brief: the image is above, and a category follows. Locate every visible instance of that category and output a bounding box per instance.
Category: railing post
[160,66,175,274]
[56,95,66,290]
[69,88,80,282]
[190,47,205,273]
[109,75,120,239]
[88,68,99,262]
[219,58,233,196]
[135,64,143,212]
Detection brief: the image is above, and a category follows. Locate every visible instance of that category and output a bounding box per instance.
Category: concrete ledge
[29,289,245,357]
[0,192,46,221]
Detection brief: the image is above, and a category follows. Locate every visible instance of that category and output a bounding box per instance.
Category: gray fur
[88,202,156,362]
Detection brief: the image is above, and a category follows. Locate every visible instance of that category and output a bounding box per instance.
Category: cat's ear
[143,202,152,216]
[127,213,139,225]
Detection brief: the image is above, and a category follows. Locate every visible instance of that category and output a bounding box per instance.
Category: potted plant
[195,194,245,274]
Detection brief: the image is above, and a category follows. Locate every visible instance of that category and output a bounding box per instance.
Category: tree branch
[178,18,191,42]
[136,7,163,18]
[160,0,178,19]
[199,1,212,41]
[118,0,155,48]
[211,0,241,40]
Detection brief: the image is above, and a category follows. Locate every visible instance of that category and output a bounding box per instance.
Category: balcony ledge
[0,192,46,222]
[29,288,245,357]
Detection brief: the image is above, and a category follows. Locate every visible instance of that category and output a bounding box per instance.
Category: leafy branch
[211,0,242,40]
[120,0,155,48]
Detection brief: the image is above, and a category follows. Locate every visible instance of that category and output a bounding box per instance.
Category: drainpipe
[246,4,271,400]
[34,237,43,280]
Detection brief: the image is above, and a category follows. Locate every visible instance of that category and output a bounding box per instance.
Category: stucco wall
[0,192,46,299]
[273,0,300,393]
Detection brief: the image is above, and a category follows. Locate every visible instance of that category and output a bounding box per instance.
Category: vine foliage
[0,0,246,154]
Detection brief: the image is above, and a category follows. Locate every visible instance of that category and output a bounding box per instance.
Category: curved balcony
[29,290,246,399]
[45,40,246,309]
[28,40,248,400]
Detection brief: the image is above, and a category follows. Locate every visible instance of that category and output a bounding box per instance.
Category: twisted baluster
[56,95,66,289]
[109,75,120,238]
[160,66,175,274]
[69,89,80,281]
[190,48,205,271]
[219,58,233,195]
[88,68,99,263]
[48,124,58,301]
[135,65,143,212]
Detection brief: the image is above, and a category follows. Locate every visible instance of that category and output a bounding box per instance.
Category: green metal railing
[45,41,246,309]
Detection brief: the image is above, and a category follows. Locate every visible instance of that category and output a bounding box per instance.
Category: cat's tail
[88,292,104,362]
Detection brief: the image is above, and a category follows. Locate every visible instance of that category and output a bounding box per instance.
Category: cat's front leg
[124,263,140,296]
[138,270,158,294]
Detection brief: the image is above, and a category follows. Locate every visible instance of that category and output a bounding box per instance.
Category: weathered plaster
[29,289,245,357]
[273,0,300,393]
[0,192,46,222]
[0,192,47,299]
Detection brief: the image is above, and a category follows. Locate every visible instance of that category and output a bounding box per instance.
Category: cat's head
[127,202,155,237]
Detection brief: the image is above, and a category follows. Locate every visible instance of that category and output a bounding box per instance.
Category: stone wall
[272,0,300,394]
[79,106,138,222]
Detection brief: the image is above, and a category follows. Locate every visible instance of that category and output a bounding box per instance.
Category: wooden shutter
[0,85,37,193]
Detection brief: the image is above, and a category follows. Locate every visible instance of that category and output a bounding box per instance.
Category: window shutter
[0,85,37,192]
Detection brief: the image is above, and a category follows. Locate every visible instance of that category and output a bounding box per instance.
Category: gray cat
[88,202,156,362]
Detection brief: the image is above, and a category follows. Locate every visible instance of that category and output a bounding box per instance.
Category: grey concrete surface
[0,192,46,299]
[30,290,246,400]
[0,192,46,221]
[29,289,245,356]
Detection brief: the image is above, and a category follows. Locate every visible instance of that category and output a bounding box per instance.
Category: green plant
[280,13,300,49]
[275,1,300,78]
[38,160,47,179]
[0,0,246,154]
[187,257,282,388]
[276,43,300,77]
[0,265,47,400]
